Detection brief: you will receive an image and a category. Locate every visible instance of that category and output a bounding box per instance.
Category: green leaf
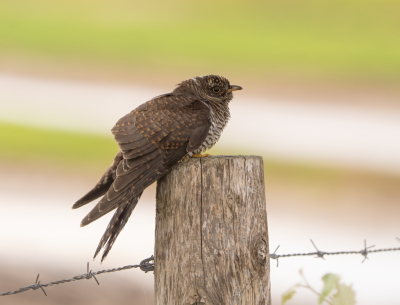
[318,273,340,304]
[282,286,297,305]
[332,284,356,305]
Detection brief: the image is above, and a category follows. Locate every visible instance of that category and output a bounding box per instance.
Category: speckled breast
[191,103,230,155]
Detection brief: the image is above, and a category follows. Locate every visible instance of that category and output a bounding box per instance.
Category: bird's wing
[187,124,210,153]
[80,94,210,226]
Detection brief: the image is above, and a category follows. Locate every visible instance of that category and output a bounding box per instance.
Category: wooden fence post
[154,156,270,305]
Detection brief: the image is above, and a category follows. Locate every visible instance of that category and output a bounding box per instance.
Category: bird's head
[174,75,242,103]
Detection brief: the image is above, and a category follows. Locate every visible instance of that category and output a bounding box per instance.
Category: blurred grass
[0,0,399,80]
[0,122,117,170]
[2,122,400,190]
[0,121,337,182]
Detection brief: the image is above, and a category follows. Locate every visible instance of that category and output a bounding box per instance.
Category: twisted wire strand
[270,247,400,258]
[0,256,154,297]
[2,239,399,297]
[269,239,400,266]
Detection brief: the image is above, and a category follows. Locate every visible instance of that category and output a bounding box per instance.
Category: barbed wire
[1,238,399,297]
[0,256,154,297]
[270,238,400,267]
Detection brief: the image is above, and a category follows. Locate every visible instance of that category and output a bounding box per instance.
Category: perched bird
[73,75,242,262]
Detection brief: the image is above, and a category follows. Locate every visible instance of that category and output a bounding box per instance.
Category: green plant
[282,270,356,305]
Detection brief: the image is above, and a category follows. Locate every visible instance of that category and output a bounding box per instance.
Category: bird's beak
[227,85,243,92]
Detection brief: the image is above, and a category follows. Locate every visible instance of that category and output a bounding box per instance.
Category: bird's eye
[213,87,220,93]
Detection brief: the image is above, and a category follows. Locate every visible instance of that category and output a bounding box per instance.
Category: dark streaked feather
[82,151,168,227]
[80,190,130,226]
[94,192,142,262]
[187,125,210,153]
[122,145,156,160]
[117,151,162,177]
[119,138,149,152]
[72,151,122,209]
[113,132,144,144]
[122,143,156,159]
[113,157,162,191]
[163,144,189,168]
[125,149,161,169]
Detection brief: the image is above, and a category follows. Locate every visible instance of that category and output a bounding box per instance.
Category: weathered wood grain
[155,156,270,305]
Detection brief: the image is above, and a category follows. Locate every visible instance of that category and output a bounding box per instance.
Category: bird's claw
[191,154,211,158]
[181,155,190,162]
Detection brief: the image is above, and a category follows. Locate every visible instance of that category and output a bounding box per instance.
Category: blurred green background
[1,0,399,176]
[1,0,400,80]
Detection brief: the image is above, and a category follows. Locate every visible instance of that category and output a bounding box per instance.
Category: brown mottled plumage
[73,75,242,262]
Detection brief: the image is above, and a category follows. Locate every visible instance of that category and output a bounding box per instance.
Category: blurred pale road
[1,73,400,304]
[1,73,400,175]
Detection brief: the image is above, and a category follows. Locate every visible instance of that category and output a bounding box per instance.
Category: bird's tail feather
[72,179,113,209]
[94,192,143,262]
[72,151,123,209]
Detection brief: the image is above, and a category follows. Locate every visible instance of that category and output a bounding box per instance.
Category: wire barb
[270,245,280,267]
[360,239,375,263]
[310,239,326,260]
[32,274,47,296]
[83,262,100,285]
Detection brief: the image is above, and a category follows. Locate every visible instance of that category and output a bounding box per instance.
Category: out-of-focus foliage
[0,0,399,80]
[3,122,400,190]
[0,122,363,181]
[319,274,341,304]
[332,284,356,305]
[282,270,356,305]
[281,286,297,305]
[0,122,116,169]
